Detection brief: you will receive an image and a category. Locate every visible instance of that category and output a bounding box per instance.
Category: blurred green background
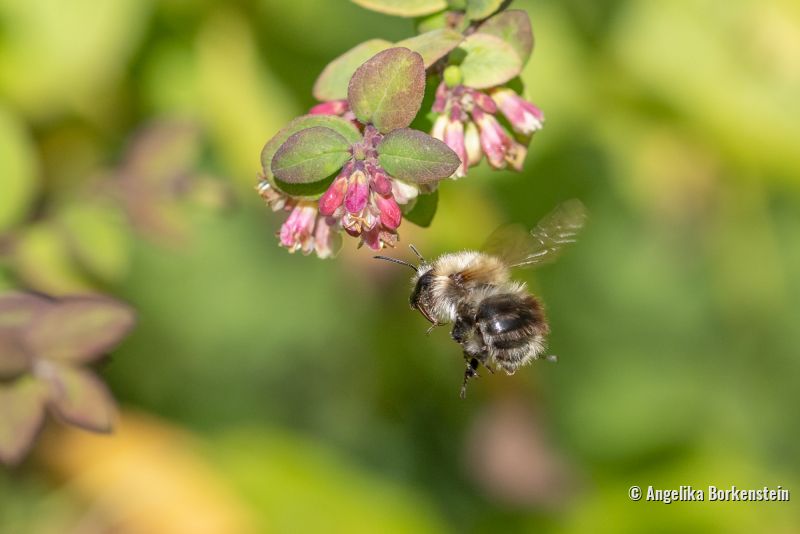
[2,0,799,532]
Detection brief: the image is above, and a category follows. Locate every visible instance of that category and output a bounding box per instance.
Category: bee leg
[459,357,481,399]
[425,323,440,336]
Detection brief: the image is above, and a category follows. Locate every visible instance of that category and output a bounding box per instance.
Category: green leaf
[415,11,446,33]
[261,115,361,191]
[58,200,132,283]
[396,29,464,68]
[348,48,426,133]
[14,222,93,293]
[313,39,392,101]
[465,0,505,20]
[25,295,136,364]
[351,0,447,17]
[274,173,339,199]
[455,33,522,89]
[478,10,533,65]
[0,109,39,232]
[377,128,460,183]
[271,127,351,187]
[402,189,439,227]
[0,376,45,465]
[44,365,115,433]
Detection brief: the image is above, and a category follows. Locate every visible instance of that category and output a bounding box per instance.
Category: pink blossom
[492,88,544,136]
[279,203,317,253]
[313,219,338,258]
[375,194,402,230]
[464,122,482,166]
[318,173,348,216]
[473,108,511,169]
[344,169,369,214]
[391,179,419,205]
[444,117,467,178]
[309,99,349,116]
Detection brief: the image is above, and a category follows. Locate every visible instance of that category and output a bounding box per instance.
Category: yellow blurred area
[38,412,256,534]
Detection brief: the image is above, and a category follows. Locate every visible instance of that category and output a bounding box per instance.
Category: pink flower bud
[361,227,382,250]
[318,174,348,216]
[433,82,448,113]
[375,194,402,230]
[279,203,317,252]
[464,121,482,166]
[344,169,369,214]
[342,213,361,236]
[431,114,448,141]
[391,179,419,205]
[256,178,288,211]
[473,108,511,169]
[363,205,380,231]
[313,219,337,258]
[444,119,467,178]
[472,90,497,114]
[492,88,544,136]
[505,140,528,171]
[309,99,349,116]
[370,169,393,196]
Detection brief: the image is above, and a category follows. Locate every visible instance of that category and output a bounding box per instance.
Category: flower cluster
[431,82,544,177]
[258,125,423,255]
[257,4,544,259]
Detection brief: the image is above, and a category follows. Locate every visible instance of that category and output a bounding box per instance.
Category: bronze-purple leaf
[23,295,136,364]
[0,330,30,380]
[0,291,50,329]
[271,126,352,186]
[0,292,50,379]
[348,48,426,133]
[478,10,533,66]
[313,39,392,101]
[0,377,46,465]
[261,115,362,198]
[44,365,116,433]
[377,128,461,183]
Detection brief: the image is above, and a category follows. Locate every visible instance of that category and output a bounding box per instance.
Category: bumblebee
[375,200,587,397]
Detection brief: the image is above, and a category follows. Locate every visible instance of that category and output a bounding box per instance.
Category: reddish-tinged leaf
[478,10,533,65]
[261,115,361,198]
[348,48,426,133]
[396,29,464,68]
[377,128,460,183]
[313,39,392,101]
[351,0,446,17]
[456,33,522,89]
[0,291,50,329]
[0,377,45,465]
[271,127,352,186]
[0,330,30,380]
[44,365,116,433]
[24,295,136,364]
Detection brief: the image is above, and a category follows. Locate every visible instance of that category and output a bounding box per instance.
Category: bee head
[373,245,436,324]
[409,267,437,324]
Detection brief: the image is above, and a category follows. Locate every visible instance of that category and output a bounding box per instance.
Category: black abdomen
[475,292,549,372]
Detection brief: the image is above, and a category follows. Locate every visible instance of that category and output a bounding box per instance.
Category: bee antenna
[408,244,425,262]
[373,255,418,272]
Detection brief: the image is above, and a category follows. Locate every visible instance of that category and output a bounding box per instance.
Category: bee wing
[482,199,587,269]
